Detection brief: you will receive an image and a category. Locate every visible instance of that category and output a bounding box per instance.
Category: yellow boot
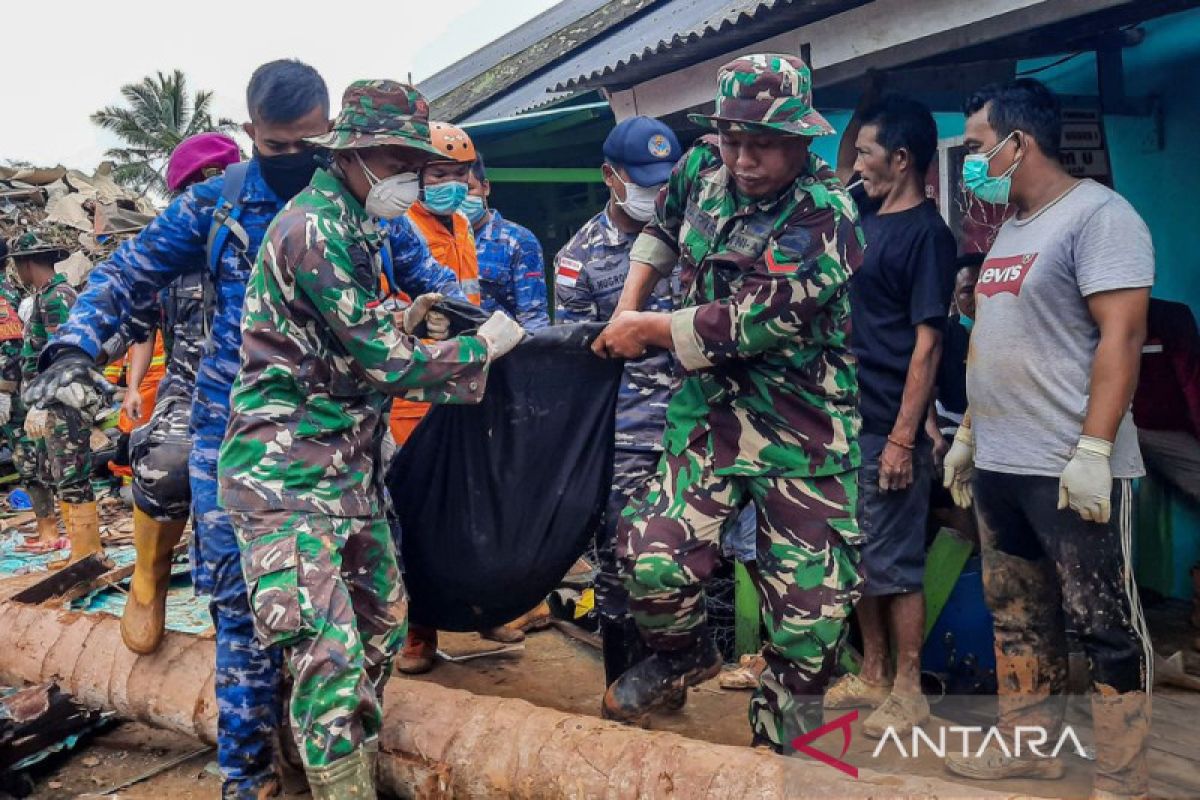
[121,508,187,655]
[35,514,59,544]
[64,500,104,563]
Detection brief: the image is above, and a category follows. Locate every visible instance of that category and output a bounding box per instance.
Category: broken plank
[10,553,113,604]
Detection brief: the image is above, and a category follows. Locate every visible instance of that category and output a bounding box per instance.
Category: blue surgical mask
[460,194,487,225]
[959,314,974,332]
[421,180,468,215]
[962,132,1021,205]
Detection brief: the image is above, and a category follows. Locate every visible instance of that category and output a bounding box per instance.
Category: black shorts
[857,432,933,596]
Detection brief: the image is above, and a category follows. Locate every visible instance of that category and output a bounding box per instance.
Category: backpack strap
[201,162,251,338]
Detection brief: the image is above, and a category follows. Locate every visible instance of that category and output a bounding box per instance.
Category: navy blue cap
[602,116,681,187]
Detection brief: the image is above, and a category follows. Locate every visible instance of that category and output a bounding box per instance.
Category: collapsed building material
[0,599,1004,799]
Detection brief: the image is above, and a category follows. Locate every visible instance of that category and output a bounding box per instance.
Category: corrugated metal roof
[417,0,612,101]
[555,0,864,90]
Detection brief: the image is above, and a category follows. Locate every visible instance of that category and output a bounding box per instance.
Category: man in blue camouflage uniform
[463,155,549,329]
[554,115,682,688]
[25,62,463,799]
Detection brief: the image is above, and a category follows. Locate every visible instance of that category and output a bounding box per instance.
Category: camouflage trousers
[6,410,55,518]
[230,509,407,769]
[42,404,95,504]
[617,441,862,748]
[130,390,192,520]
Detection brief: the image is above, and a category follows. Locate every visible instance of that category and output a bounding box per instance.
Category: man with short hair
[464,155,549,329]
[823,94,956,737]
[942,78,1153,798]
[28,59,334,799]
[555,114,682,688]
[219,79,523,797]
[593,54,865,749]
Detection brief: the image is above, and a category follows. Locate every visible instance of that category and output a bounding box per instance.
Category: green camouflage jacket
[629,137,864,477]
[21,273,76,384]
[218,168,491,517]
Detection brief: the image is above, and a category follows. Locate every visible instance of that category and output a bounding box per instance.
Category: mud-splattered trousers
[974,470,1152,796]
[617,433,862,748]
[231,510,406,768]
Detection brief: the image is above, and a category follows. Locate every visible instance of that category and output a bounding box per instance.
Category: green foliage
[91,69,236,196]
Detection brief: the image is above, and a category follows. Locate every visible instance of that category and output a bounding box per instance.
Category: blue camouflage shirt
[473,209,549,330]
[555,209,678,451]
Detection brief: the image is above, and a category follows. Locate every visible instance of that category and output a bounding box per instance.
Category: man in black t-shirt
[824,93,957,737]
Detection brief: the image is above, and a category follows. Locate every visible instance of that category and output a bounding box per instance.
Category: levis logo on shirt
[977,253,1038,297]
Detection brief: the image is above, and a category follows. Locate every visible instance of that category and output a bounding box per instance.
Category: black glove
[22,346,113,411]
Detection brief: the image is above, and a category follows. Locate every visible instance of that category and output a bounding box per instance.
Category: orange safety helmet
[430,121,477,163]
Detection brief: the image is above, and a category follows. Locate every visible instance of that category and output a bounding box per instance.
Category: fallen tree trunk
[0,600,991,798]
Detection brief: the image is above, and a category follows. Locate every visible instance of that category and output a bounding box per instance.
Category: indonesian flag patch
[556,256,583,287]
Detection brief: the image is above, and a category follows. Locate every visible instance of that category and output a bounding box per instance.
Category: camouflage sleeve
[48,181,216,361]
[276,214,491,403]
[511,224,549,330]
[552,238,597,324]
[383,215,467,301]
[670,194,865,371]
[629,141,717,276]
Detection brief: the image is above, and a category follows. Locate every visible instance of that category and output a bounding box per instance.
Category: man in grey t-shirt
[941,79,1154,799]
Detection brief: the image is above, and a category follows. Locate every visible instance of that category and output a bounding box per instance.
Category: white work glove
[1058,435,1113,523]
[477,311,525,360]
[24,406,50,439]
[401,293,448,339]
[0,393,11,427]
[942,426,975,509]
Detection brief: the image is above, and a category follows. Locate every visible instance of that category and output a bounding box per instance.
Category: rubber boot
[64,500,104,563]
[120,508,187,654]
[306,747,374,800]
[1091,689,1149,798]
[600,616,688,711]
[602,630,720,722]
[34,514,59,544]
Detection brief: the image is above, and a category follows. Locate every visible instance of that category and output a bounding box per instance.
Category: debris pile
[0,162,156,285]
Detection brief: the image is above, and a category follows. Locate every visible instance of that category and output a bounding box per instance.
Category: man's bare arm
[1083,287,1150,442]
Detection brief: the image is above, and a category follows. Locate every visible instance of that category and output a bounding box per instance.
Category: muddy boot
[120,508,187,655]
[602,631,721,722]
[64,500,104,563]
[398,623,438,674]
[600,615,642,688]
[1091,690,1149,798]
[306,748,374,799]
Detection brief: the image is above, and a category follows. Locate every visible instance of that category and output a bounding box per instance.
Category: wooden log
[0,599,998,799]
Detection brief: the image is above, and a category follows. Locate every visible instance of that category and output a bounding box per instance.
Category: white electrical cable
[1119,479,1153,695]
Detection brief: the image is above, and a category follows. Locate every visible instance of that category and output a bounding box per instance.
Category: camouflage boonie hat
[689,53,835,137]
[306,79,442,156]
[6,230,69,261]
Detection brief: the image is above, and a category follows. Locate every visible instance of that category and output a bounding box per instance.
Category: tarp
[388,308,622,631]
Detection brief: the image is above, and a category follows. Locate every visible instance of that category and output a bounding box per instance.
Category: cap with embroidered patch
[602,116,682,187]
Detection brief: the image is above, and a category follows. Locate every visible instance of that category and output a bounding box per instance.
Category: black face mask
[255,147,322,200]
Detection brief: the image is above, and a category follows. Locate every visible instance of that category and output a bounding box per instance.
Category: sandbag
[387,313,622,631]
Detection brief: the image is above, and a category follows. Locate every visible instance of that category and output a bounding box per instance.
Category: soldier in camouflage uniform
[28,60,334,799]
[0,247,47,543]
[592,54,866,751]
[218,80,524,798]
[7,232,103,562]
[554,114,682,688]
